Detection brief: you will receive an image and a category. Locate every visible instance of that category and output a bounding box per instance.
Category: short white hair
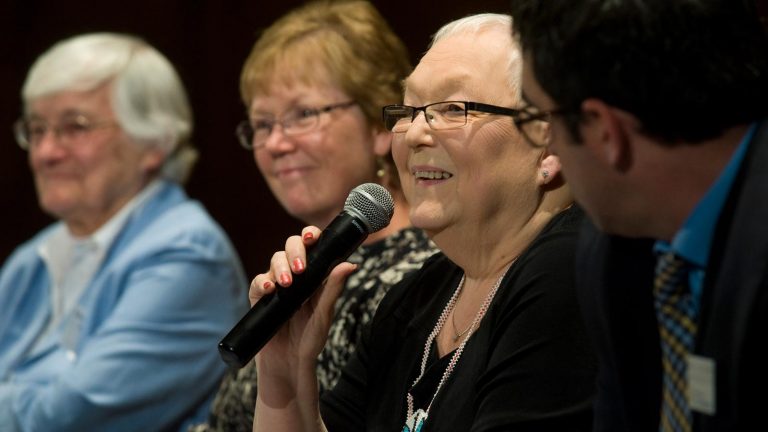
[431,13,521,96]
[22,32,198,184]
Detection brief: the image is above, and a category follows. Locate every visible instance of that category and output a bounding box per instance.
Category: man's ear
[580,98,636,172]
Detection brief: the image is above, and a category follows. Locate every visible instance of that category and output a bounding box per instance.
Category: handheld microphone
[218,183,394,368]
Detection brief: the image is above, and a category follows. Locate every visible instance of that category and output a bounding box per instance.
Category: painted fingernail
[279,272,291,286]
[262,280,273,290]
[303,232,314,241]
[292,258,304,272]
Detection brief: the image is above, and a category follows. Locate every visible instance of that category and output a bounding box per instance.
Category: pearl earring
[376,157,387,179]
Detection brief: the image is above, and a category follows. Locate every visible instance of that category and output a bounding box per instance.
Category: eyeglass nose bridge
[409,106,438,129]
[36,127,64,148]
[256,120,292,149]
[272,116,300,134]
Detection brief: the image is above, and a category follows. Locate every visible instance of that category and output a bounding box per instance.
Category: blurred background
[1,0,766,277]
[0,0,512,276]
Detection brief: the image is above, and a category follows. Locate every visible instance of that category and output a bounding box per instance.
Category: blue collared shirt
[0,181,247,432]
[654,124,757,314]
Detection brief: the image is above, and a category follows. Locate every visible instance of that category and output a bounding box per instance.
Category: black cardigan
[321,206,596,432]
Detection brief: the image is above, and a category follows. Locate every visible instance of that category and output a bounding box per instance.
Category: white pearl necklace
[402,266,509,432]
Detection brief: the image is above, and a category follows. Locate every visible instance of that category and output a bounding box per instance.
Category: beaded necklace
[402,266,509,432]
[451,299,473,342]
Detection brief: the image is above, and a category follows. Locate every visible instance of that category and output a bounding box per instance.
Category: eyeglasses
[236,100,357,150]
[13,115,117,151]
[382,101,554,147]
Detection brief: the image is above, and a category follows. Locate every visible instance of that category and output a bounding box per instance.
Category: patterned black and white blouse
[190,227,436,432]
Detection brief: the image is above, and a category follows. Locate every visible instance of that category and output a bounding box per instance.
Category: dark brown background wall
[0,0,512,277]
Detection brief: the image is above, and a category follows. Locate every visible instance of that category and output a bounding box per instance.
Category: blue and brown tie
[654,252,697,432]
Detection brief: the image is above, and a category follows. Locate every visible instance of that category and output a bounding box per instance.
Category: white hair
[22,32,198,184]
[431,13,521,96]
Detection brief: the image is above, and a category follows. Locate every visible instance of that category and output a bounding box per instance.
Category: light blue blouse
[0,180,247,431]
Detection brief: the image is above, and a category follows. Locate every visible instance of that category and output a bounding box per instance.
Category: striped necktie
[654,252,696,432]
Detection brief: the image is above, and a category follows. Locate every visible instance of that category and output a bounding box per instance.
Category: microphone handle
[218,213,367,368]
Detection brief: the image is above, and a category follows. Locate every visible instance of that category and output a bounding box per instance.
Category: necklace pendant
[403,267,511,432]
[403,408,428,432]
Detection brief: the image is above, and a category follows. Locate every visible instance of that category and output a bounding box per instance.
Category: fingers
[282,235,306,283]
[281,226,322,283]
[248,248,293,306]
[301,226,322,245]
[248,225,323,307]
[274,246,296,287]
[287,226,322,276]
[249,270,276,307]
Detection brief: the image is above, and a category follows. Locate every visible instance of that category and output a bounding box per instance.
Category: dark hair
[509,0,768,144]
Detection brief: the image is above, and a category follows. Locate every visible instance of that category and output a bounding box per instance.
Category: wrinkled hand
[249,226,357,378]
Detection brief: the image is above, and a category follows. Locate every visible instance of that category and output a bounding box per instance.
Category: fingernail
[292,258,304,272]
[303,232,314,241]
[262,280,273,290]
[279,272,291,286]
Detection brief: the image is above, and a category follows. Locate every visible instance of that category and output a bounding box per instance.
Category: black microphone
[218,183,394,368]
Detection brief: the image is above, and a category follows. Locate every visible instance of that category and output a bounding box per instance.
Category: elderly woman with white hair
[247,13,596,432]
[0,33,247,431]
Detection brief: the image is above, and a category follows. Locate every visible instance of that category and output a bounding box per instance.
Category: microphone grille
[344,183,394,233]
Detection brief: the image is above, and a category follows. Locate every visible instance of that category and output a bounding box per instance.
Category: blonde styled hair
[240,0,411,131]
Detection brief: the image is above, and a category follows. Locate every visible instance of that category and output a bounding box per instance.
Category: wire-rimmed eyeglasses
[381,101,554,147]
[13,115,117,151]
[236,100,357,150]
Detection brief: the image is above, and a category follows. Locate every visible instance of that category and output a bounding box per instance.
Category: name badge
[687,354,716,415]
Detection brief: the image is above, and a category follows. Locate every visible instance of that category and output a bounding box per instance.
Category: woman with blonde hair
[191,1,436,430]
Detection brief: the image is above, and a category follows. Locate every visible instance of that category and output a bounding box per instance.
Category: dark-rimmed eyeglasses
[13,115,117,151]
[236,100,357,150]
[381,101,555,147]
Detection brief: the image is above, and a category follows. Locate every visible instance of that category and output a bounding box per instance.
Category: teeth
[413,170,453,180]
